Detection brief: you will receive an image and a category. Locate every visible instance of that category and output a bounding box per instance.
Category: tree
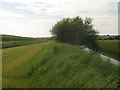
[50,16,99,51]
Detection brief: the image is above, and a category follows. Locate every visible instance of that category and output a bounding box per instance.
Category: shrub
[50,16,99,51]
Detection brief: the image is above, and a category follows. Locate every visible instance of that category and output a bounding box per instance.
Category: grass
[97,40,119,60]
[1,34,49,49]
[0,49,1,88]
[2,40,48,49]
[2,34,34,41]
[2,41,119,88]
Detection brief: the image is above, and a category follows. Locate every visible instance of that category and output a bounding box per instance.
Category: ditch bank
[81,47,120,68]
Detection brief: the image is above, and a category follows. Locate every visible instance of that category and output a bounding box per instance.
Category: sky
[0,0,119,37]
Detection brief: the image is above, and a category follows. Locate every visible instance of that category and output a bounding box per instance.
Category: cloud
[0,0,118,37]
[0,18,56,37]
[93,15,118,35]
[0,10,26,17]
[2,0,118,17]
[2,0,118,15]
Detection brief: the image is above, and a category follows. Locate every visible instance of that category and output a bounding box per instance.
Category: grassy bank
[3,41,119,88]
[97,40,119,60]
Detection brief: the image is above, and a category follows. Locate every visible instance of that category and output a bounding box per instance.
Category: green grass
[0,49,1,88]
[1,34,49,49]
[97,40,119,60]
[2,34,34,41]
[3,41,119,88]
[2,40,47,49]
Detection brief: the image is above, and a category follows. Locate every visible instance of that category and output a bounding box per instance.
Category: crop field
[2,41,119,88]
[2,34,34,41]
[97,40,119,61]
[2,40,47,49]
[1,35,48,49]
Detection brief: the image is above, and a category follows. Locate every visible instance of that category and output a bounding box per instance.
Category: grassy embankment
[3,41,119,88]
[1,35,48,49]
[97,40,119,61]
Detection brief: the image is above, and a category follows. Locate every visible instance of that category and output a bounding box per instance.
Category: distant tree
[118,35,120,40]
[98,38,102,40]
[108,37,112,40]
[115,36,119,40]
[50,16,99,51]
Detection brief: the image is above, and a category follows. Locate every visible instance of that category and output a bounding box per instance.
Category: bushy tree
[50,16,99,51]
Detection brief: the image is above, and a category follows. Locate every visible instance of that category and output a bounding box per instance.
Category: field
[1,35,48,49]
[97,40,119,60]
[2,34,34,41]
[2,40,47,49]
[2,41,119,88]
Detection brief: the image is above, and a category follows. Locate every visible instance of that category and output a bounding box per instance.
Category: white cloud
[2,0,118,17]
[1,0,115,15]
[2,0,117,15]
[93,15,118,35]
[0,18,56,37]
[0,0,118,36]
[0,10,26,17]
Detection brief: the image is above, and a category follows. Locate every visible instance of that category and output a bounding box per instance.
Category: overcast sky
[0,0,118,37]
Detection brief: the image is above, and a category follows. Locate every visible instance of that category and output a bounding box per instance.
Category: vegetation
[97,40,119,61]
[2,40,47,49]
[97,35,120,40]
[2,34,34,41]
[50,16,99,51]
[3,42,119,88]
[1,35,49,49]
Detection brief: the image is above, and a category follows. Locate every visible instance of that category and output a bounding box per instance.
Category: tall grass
[3,42,119,88]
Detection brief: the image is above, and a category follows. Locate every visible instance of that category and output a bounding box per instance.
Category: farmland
[2,34,34,41]
[97,40,119,61]
[1,35,49,49]
[2,41,119,88]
